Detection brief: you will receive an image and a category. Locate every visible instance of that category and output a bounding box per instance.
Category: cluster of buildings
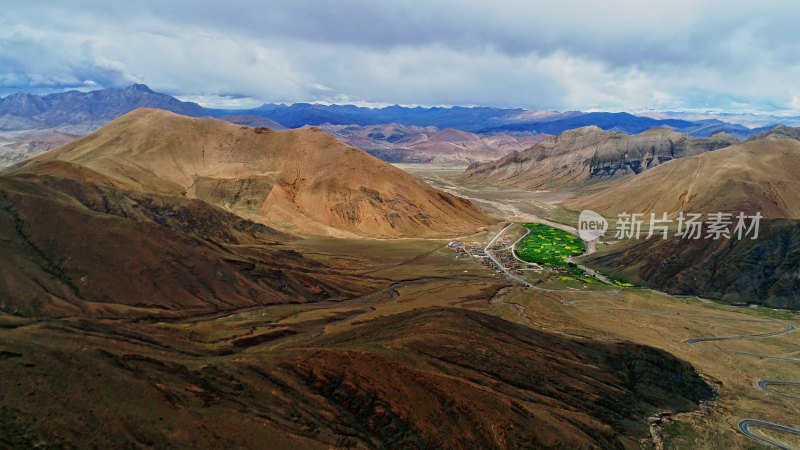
[448,240,519,274]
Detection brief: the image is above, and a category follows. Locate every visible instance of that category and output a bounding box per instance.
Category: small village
[447,238,549,278]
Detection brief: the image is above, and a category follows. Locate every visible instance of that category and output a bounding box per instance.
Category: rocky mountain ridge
[464,126,739,189]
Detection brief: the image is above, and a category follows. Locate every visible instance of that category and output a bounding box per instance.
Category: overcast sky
[2,0,799,114]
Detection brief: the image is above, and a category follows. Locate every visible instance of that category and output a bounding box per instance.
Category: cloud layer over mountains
[3,0,800,113]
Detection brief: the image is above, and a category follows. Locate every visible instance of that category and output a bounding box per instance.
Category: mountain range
[463,126,740,188]
[0,129,80,167]
[3,85,798,311]
[640,110,800,128]
[560,139,800,309]
[449,121,800,308]
[745,123,800,141]
[210,103,773,138]
[0,84,792,170]
[566,139,800,220]
[582,217,800,309]
[0,83,789,141]
[0,82,784,447]
[0,106,718,448]
[0,84,207,133]
[317,123,548,163]
[0,108,493,317]
[11,109,492,239]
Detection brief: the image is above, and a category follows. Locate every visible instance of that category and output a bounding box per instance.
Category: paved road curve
[737,420,800,450]
[484,222,602,290]
[688,324,800,448]
[757,380,800,399]
[483,223,537,289]
[487,221,800,448]
[426,167,800,447]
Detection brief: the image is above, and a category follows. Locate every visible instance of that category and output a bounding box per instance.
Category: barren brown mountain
[219,114,286,130]
[464,126,738,189]
[581,219,800,308]
[566,139,800,219]
[0,307,715,448]
[10,109,493,238]
[0,161,378,318]
[0,108,494,317]
[0,109,720,448]
[404,128,547,164]
[569,139,800,308]
[320,123,546,164]
[0,129,80,167]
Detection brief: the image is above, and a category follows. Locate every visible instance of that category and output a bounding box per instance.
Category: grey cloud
[1,0,800,113]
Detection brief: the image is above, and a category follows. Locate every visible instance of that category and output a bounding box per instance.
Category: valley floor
[397,162,800,449]
[1,164,797,448]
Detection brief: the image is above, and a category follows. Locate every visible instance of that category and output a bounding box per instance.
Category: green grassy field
[514,223,585,269]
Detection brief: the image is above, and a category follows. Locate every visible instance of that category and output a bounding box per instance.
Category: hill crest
[463,126,739,189]
[12,108,493,238]
[566,139,800,219]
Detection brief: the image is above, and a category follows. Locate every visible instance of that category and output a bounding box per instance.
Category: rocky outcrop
[566,139,800,220]
[464,126,738,189]
[582,219,800,309]
[746,124,800,141]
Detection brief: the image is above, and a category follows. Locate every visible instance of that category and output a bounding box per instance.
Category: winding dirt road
[686,324,797,346]
[486,222,799,448]
[413,169,799,448]
[687,323,800,448]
